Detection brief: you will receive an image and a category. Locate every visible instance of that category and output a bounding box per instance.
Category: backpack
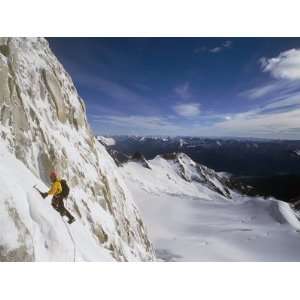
[60,179,70,198]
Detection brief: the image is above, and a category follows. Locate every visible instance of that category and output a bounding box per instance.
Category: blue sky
[47,38,300,139]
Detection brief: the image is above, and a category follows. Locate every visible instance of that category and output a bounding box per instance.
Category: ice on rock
[0,38,154,261]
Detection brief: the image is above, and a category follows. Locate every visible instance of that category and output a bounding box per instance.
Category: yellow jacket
[48,179,62,196]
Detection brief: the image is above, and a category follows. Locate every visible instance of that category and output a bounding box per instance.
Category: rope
[62,218,76,262]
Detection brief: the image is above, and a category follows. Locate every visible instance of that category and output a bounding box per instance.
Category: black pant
[51,194,74,221]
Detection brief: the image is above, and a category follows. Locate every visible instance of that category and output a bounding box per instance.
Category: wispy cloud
[92,96,300,138]
[174,82,192,100]
[194,40,232,54]
[258,93,300,113]
[76,73,144,104]
[73,71,162,117]
[173,82,201,117]
[210,47,222,53]
[210,40,232,53]
[193,46,207,54]
[223,40,232,48]
[92,114,182,135]
[240,80,300,100]
[213,106,300,139]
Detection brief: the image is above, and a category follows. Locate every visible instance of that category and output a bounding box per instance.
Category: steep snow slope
[0,38,154,261]
[121,153,300,261]
[0,143,114,261]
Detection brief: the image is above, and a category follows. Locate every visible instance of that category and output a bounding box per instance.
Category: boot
[68,216,75,224]
[64,209,75,224]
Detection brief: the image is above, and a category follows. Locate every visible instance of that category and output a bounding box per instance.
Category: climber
[40,171,75,224]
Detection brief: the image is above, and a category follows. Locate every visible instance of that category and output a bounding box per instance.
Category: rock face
[0,37,154,261]
[131,152,151,169]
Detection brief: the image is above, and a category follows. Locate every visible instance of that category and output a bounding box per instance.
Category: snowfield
[121,153,300,261]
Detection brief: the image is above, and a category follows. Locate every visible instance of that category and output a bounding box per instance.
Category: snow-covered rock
[158,152,231,198]
[121,152,300,261]
[97,136,116,146]
[130,152,151,170]
[293,150,300,156]
[0,38,154,261]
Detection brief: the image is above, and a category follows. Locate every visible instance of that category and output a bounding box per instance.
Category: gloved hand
[41,192,48,199]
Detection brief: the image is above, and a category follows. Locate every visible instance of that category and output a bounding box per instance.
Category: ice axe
[33,185,44,197]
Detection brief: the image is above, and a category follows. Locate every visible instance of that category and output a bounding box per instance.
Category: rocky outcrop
[42,69,67,123]
[131,152,151,169]
[159,152,232,198]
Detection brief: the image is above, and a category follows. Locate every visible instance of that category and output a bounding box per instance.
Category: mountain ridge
[0,37,154,261]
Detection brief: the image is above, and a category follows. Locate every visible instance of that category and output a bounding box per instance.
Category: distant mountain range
[98,135,300,202]
[100,135,300,177]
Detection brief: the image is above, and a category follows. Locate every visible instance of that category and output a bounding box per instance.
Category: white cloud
[209,40,232,53]
[223,40,232,48]
[173,103,201,117]
[194,40,233,55]
[231,48,300,138]
[261,48,300,80]
[210,47,222,53]
[241,48,300,100]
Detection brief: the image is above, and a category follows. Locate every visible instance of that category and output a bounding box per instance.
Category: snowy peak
[122,151,235,202]
[0,38,154,261]
[156,152,231,198]
[292,149,300,157]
